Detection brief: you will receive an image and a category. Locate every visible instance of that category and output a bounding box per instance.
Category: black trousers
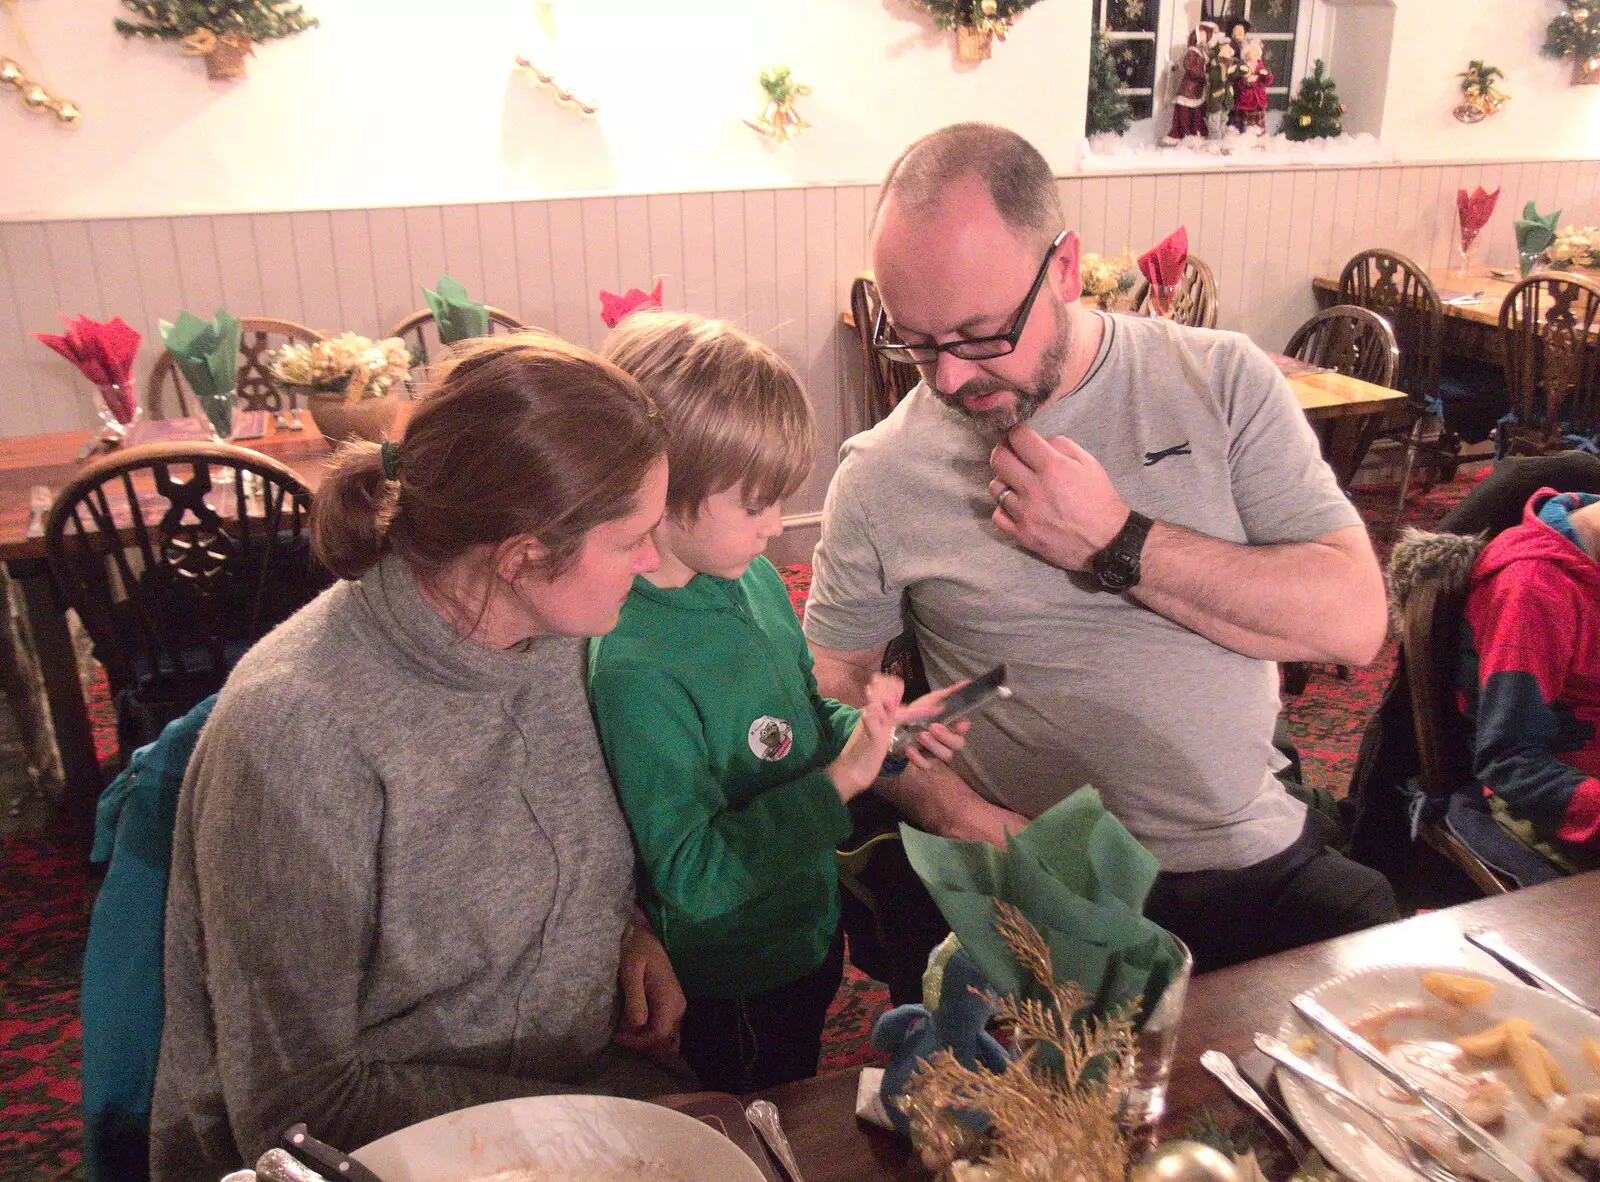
[1143,807,1400,974]
[679,927,845,1094]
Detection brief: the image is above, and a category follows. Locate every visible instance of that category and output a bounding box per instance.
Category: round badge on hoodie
[748,716,793,762]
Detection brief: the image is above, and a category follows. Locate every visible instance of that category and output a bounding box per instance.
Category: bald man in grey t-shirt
[808,123,1397,971]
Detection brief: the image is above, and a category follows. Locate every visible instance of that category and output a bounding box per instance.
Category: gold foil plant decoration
[898,904,1137,1182]
[1453,60,1508,122]
[115,0,318,81]
[906,0,1050,62]
[744,66,811,142]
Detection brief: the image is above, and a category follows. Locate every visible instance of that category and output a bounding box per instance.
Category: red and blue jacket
[1459,489,1600,848]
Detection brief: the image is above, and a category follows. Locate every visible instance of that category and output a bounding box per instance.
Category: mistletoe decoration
[744,66,811,142]
[1454,60,1508,122]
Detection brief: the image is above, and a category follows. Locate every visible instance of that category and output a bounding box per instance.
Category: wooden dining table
[748,869,1600,1182]
[1312,264,1600,366]
[0,415,346,849]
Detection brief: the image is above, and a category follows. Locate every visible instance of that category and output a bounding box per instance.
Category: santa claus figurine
[1228,37,1273,135]
[1163,20,1219,144]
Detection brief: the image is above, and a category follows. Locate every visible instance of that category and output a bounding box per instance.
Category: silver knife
[1293,994,1539,1182]
[1465,927,1600,1018]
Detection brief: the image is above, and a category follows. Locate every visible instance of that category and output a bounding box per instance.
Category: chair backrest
[1284,304,1400,388]
[1497,272,1600,452]
[44,442,325,724]
[849,276,921,427]
[387,306,528,388]
[1134,255,1218,328]
[1337,249,1442,409]
[147,317,325,420]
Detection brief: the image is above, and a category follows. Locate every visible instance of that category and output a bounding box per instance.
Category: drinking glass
[1455,224,1482,278]
[1147,282,1178,319]
[1118,937,1194,1128]
[94,382,141,443]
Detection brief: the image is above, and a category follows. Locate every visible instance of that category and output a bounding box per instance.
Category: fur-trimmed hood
[1385,527,1488,627]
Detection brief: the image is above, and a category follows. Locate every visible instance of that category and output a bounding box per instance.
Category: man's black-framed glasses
[870,229,1070,365]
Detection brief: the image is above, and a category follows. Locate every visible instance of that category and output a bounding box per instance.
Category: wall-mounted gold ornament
[0,56,21,87]
[512,55,597,115]
[744,65,810,141]
[179,28,254,80]
[1453,59,1508,122]
[2,0,81,125]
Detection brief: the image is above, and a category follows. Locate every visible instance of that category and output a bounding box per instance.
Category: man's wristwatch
[1089,509,1154,592]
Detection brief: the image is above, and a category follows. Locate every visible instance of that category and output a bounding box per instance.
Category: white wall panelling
[4,160,1599,515]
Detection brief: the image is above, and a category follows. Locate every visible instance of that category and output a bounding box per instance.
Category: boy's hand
[894,681,973,771]
[612,918,685,1060]
[828,673,905,802]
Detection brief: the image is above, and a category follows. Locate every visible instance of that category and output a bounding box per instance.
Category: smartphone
[880,664,1012,776]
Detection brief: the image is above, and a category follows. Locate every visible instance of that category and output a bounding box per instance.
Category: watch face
[1094,550,1139,591]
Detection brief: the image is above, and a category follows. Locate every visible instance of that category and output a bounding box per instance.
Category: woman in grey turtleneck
[151,335,691,1182]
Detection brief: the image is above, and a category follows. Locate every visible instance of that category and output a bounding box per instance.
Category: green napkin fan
[1515,202,1562,276]
[900,788,1187,1026]
[422,275,490,344]
[159,309,241,439]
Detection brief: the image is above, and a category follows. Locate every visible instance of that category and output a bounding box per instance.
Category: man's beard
[930,297,1075,432]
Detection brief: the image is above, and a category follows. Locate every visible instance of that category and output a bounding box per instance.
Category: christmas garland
[115,0,317,44]
[907,0,1047,32]
[1543,0,1600,64]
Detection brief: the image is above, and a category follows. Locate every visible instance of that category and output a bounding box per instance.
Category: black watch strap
[1091,509,1154,592]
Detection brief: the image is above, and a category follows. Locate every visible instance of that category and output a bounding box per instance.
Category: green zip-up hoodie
[588,557,858,999]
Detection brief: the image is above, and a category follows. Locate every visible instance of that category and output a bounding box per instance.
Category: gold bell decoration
[1453,59,1508,123]
[744,65,810,142]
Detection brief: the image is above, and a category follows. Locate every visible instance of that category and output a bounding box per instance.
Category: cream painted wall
[1375,0,1600,160]
[0,0,1091,220]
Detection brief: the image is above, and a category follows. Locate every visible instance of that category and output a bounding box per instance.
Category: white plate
[1276,964,1600,1182]
[351,1094,767,1182]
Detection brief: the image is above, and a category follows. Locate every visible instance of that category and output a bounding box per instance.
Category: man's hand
[613,918,686,1060]
[988,427,1129,572]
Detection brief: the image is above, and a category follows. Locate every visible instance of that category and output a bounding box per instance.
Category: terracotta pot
[205,35,254,81]
[1573,55,1600,85]
[306,389,402,445]
[955,25,993,62]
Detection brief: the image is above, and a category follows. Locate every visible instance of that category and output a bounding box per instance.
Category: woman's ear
[494,534,550,583]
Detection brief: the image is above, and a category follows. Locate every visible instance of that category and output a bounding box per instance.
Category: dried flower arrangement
[1079,252,1138,308]
[267,334,410,401]
[897,903,1137,1182]
[1547,225,1600,268]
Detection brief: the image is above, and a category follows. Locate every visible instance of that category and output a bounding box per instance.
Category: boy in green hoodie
[592,311,967,1093]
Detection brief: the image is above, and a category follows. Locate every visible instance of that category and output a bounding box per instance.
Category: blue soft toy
[871,945,1012,1136]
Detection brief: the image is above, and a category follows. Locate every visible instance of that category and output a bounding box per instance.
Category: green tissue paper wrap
[422,275,490,344]
[900,788,1186,1025]
[159,309,241,438]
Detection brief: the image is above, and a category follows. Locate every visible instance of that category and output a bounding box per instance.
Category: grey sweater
[151,555,683,1182]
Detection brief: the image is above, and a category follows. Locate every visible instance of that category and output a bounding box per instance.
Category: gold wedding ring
[997,487,1016,513]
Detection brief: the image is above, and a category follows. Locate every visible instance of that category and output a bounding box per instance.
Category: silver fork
[1255,1034,1460,1182]
[1201,1050,1311,1168]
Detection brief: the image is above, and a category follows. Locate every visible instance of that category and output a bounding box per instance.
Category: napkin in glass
[33,314,142,424]
[1137,226,1188,294]
[422,275,490,343]
[899,787,1187,1025]
[159,309,241,440]
[1456,186,1501,251]
[1514,201,1562,274]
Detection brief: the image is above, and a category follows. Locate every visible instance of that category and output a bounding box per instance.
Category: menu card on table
[1264,352,1333,380]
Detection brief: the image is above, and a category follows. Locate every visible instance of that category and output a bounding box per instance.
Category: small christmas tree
[1543,0,1600,65]
[1283,58,1344,141]
[117,0,316,42]
[1086,30,1134,137]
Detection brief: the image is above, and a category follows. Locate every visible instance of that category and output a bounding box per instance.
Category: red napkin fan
[32,314,141,423]
[1456,186,1500,251]
[599,278,664,329]
[1139,226,1188,291]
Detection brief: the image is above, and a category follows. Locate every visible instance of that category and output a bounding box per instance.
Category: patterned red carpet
[0,471,1479,1179]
